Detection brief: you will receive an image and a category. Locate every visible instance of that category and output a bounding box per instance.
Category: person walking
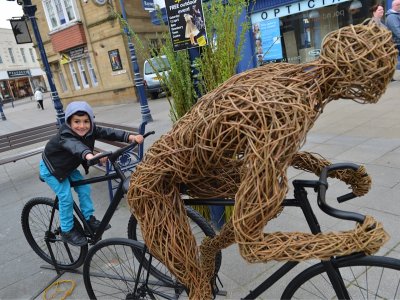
[34,87,44,110]
[386,0,400,52]
[0,93,6,120]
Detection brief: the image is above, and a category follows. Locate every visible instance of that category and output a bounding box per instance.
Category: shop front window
[251,0,372,66]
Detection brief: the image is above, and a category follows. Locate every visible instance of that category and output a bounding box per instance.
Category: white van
[143,56,170,99]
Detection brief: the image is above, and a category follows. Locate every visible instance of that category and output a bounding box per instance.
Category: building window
[29,48,36,62]
[86,56,98,87]
[8,48,15,63]
[77,59,89,88]
[20,48,27,63]
[69,62,80,90]
[0,55,3,64]
[42,0,77,31]
[58,71,68,92]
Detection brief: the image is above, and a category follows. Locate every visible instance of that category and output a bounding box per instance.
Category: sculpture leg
[232,156,288,263]
[200,219,236,282]
[128,178,212,299]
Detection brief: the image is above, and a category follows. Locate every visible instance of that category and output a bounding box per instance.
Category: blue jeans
[39,160,94,232]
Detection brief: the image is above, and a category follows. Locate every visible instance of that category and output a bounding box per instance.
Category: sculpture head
[320,22,398,103]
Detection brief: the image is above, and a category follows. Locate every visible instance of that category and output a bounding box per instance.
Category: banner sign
[10,18,32,44]
[60,47,87,64]
[165,0,208,51]
[8,70,31,78]
[68,47,87,60]
[251,0,351,22]
[258,18,283,63]
[142,0,155,11]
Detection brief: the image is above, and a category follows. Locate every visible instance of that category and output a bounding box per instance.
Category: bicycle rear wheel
[127,206,222,284]
[21,197,88,269]
[83,238,184,299]
[282,255,400,299]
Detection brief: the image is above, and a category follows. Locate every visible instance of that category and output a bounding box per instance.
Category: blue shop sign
[7,70,31,78]
[251,0,351,22]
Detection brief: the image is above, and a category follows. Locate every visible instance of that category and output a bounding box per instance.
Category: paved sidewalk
[1,80,400,299]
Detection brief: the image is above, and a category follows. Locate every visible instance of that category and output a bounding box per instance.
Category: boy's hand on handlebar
[86,152,108,165]
[129,134,144,144]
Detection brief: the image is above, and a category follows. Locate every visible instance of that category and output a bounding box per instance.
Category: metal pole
[119,0,153,123]
[23,1,65,125]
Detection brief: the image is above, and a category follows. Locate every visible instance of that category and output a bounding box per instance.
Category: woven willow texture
[127,23,397,299]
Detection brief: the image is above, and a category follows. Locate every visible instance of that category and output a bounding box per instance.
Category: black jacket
[42,123,130,182]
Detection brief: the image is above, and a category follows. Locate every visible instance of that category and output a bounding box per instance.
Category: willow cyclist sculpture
[127,22,398,299]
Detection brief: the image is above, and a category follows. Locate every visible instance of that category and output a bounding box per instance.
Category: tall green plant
[197,0,250,94]
[115,0,250,222]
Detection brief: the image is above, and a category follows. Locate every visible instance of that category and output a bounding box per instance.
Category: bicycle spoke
[283,257,400,300]
[84,239,183,299]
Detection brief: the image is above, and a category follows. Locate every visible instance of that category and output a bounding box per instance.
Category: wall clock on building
[93,0,108,6]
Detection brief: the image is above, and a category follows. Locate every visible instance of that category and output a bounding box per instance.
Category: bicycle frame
[49,171,127,243]
[183,177,357,299]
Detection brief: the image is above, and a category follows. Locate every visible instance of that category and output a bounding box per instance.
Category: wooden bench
[0,123,59,165]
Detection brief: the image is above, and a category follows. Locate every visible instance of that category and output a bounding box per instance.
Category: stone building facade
[29,0,166,106]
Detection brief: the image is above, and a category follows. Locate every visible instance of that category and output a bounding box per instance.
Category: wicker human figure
[127,23,397,299]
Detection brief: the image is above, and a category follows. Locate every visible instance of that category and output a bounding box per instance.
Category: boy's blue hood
[65,101,95,135]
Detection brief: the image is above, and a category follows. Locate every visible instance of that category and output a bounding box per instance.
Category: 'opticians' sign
[251,0,350,22]
[7,70,31,78]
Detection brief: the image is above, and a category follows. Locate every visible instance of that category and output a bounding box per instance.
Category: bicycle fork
[295,183,350,299]
[45,197,62,275]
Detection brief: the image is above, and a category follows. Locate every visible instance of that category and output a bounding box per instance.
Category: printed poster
[253,18,283,66]
[165,0,208,52]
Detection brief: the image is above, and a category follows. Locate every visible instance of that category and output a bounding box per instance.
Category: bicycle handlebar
[318,163,365,223]
[87,131,155,167]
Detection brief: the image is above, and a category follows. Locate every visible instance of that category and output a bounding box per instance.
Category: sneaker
[61,227,88,246]
[88,215,111,232]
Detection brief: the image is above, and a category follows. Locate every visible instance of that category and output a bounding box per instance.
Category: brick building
[29,0,166,106]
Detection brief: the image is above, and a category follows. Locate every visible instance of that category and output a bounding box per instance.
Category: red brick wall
[50,24,87,52]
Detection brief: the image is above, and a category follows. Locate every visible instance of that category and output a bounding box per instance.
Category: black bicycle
[20,131,222,297]
[82,162,400,299]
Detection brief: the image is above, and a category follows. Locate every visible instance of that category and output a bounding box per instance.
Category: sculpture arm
[291,151,371,197]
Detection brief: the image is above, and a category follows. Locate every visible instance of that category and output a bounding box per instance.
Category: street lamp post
[21,0,65,125]
[119,0,153,123]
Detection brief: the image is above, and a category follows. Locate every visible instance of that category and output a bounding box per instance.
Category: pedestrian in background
[386,0,400,52]
[34,87,44,110]
[370,4,387,28]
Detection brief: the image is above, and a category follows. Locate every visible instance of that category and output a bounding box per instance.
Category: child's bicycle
[82,161,400,299]
[20,131,222,297]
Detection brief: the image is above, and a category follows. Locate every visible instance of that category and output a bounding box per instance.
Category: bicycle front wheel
[83,238,184,299]
[21,197,88,269]
[128,206,222,284]
[282,255,400,299]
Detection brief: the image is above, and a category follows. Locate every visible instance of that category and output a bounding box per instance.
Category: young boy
[39,101,143,246]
